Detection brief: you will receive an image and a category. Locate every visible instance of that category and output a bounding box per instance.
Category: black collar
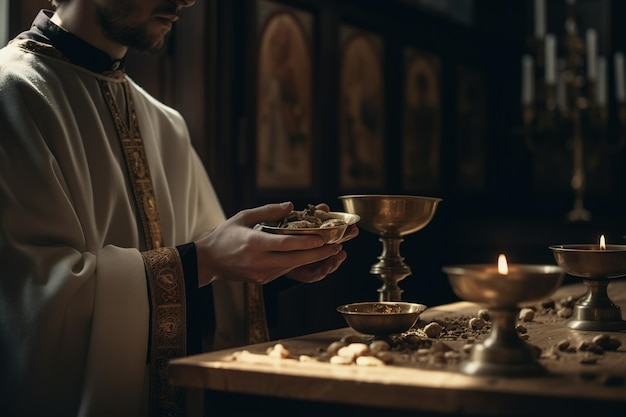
[16,9,126,73]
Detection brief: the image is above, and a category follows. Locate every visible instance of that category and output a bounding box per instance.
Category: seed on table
[424,322,443,338]
[330,355,353,365]
[519,308,535,322]
[267,343,291,358]
[356,355,386,367]
[592,334,622,351]
[477,309,491,321]
[469,317,485,330]
[557,307,573,318]
[556,339,570,352]
[369,340,390,354]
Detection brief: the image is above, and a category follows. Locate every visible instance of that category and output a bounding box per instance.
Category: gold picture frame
[338,25,385,190]
[255,0,314,189]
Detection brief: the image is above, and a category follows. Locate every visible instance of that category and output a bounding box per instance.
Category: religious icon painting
[255,0,314,189]
[402,47,442,191]
[338,25,385,190]
[456,64,486,191]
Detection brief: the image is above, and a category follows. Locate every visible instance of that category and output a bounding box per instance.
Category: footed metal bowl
[442,264,564,308]
[550,244,626,279]
[338,194,441,237]
[337,301,427,337]
[261,212,360,244]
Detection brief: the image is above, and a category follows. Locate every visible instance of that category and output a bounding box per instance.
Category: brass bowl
[337,301,427,336]
[338,194,441,237]
[550,244,626,279]
[260,212,360,244]
[442,264,564,308]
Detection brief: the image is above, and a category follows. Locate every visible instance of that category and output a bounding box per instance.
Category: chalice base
[460,342,546,378]
[565,304,626,331]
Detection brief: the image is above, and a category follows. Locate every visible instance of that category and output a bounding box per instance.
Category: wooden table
[170,280,626,417]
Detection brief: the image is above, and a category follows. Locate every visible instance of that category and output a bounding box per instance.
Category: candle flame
[498,254,509,275]
[600,235,606,250]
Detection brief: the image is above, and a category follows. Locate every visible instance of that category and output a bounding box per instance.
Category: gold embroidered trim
[98,80,181,415]
[99,80,164,250]
[12,38,69,61]
[245,283,270,344]
[142,247,187,417]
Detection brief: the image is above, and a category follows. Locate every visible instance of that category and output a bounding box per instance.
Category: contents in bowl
[277,204,346,229]
[371,303,404,314]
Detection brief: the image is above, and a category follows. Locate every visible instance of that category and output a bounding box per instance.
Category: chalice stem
[371,236,411,302]
[484,307,523,350]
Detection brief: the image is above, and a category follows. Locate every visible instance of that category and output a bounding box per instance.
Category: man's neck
[50,6,127,59]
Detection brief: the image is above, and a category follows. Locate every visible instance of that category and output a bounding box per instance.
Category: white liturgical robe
[0,39,247,416]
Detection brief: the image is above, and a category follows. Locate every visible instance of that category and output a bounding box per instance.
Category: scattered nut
[519,308,535,322]
[477,309,491,321]
[557,307,573,318]
[330,355,353,365]
[356,355,386,367]
[592,334,622,351]
[267,343,291,358]
[556,339,570,352]
[423,322,443,338]
[369,340,390,354]
[469,317,485,330]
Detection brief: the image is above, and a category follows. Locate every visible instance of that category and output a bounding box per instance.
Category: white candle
[586,29,597,81]
[521,55,534,105]
[557,59,567,110]
[545,34,557,85]
[596,56,607,106]
[534,0,546,39]
[615,52,625,103]
[535,0,546,39]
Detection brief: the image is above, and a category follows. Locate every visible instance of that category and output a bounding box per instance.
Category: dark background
[9,0,626,339]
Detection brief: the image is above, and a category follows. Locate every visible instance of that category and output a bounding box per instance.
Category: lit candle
[498,254,509,275]
[586,29,597,81]
[596,56,607,106]
[521,55,534,105]
[600,235,606,249]
[545,34,557,85]
[615,52,625,103]
[534,0,546,39]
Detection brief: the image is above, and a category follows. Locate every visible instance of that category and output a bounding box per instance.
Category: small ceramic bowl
[261,212,360,244]
[337,301,427,337]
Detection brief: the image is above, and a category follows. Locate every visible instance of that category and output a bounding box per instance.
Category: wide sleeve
[0,50,151,417]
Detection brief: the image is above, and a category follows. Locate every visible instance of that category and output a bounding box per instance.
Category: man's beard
[96,4,172,55]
